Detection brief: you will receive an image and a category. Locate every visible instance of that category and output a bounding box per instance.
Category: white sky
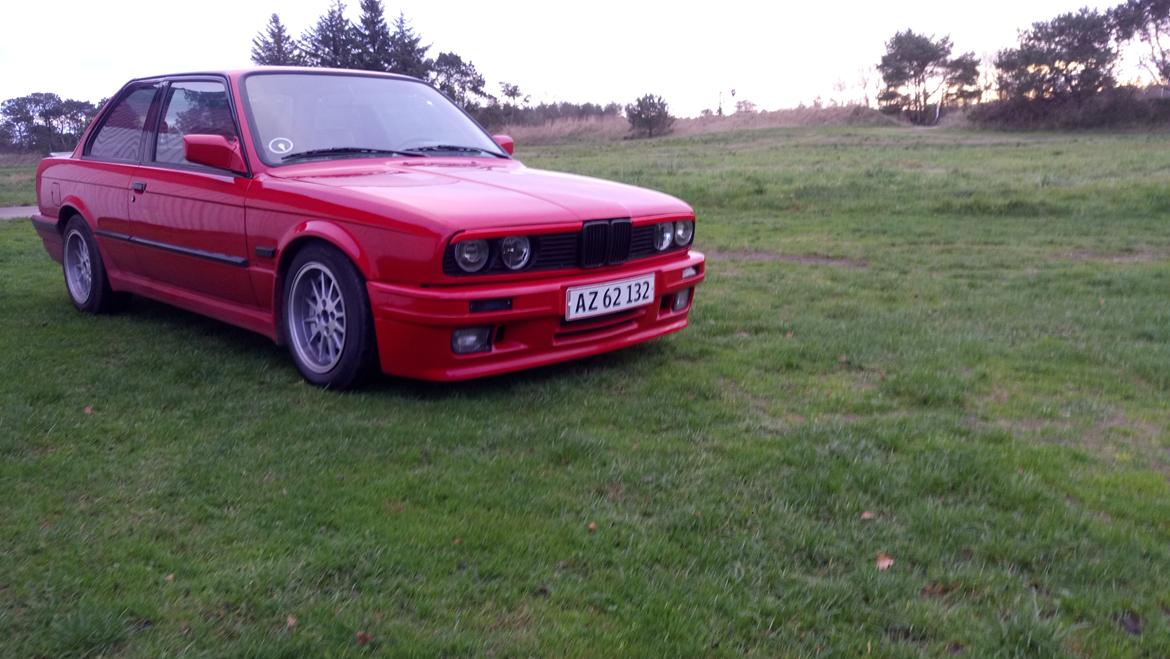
[0,0,1142,117]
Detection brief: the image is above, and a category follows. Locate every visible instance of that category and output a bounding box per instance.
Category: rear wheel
[282,244,376,389]
[62,216,125,313]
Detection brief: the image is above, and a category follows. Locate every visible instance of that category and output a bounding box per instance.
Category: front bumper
[367,251,706,381]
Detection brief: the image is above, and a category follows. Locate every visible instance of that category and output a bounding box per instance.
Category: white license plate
[565,274,656,321]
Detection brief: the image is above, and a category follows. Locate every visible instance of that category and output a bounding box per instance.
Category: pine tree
[300,1,359,69]
[354,0,393,71]
[251,13,303,65]
[431,52,490,108]
[387,12,431,78]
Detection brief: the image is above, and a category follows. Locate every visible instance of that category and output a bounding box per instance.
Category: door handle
[131,181,147,193]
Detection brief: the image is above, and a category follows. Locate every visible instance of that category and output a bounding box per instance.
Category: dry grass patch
[501,106,898,146]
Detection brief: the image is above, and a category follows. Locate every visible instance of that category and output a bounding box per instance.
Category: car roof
[124,67,422,85]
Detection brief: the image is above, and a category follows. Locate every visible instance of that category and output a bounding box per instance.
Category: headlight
[673,221,694,247]
[654,222,673,251]
[454,239,490,272]
[499,236,531,270]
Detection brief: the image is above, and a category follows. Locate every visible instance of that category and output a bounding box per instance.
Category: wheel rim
[288,262,347,374]
[64,229,93,304]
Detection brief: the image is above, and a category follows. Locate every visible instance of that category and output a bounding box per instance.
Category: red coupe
[31,69,705,388]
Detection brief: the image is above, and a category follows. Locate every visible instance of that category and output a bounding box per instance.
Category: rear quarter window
[87,86,157,162]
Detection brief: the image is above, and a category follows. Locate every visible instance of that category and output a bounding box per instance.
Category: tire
[62,215,127,313]
[282,244,376,389]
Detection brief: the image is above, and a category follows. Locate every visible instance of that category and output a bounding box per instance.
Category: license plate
[565,274,655,321]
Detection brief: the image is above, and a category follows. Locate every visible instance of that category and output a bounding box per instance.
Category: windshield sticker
[268,137,294,155]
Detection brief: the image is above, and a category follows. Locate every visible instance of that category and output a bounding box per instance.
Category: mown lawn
[2,127,1170,656]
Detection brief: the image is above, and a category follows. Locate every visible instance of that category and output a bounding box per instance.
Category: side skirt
[108,271,278,342]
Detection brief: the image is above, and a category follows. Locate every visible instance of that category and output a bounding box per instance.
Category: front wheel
[282,244,376,389]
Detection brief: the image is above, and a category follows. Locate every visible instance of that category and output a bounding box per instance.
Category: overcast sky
[0,0,1134,116]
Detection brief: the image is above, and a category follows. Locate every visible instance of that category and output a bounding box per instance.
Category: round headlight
[499,236,531,270]
[654,222,673,251]
[673,221,694,247]
[454,239,489,272]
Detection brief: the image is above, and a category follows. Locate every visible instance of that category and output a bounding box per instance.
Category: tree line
[0,93,99,153]
[878,0,1170,127]
[17,2,1163,152]
[0,0,663,153]
[249,0,631,130]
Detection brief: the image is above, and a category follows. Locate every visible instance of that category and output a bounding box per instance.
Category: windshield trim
[238,70,509,168]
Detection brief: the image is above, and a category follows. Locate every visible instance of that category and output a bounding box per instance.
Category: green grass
[0,162,36,206]
[3,126,1170,656]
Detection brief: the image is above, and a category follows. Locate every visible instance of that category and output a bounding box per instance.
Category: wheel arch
[57,201,90,232]
[271,222,373,345]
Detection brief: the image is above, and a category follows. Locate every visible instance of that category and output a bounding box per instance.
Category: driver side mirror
[492,134,514,156]
[183,134,247,173]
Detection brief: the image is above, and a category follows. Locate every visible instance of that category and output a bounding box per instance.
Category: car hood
[266,158,692,231]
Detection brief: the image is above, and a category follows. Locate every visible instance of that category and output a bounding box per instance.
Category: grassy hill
[2,126,1169,656]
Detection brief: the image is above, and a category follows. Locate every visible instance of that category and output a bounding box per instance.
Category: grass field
[2,127,1170,656]
[0,160,37,206]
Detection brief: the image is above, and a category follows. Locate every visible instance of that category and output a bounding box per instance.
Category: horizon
[0,0,1148,117]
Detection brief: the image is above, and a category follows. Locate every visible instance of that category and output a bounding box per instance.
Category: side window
[154,81,237,167]
[88,86,157,162]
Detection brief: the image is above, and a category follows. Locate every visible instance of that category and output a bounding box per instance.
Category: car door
[79,82,161,278]
[127,77,256,307]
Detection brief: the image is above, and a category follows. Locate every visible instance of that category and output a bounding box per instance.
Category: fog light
[672,288,692,312]
[682,266,699,278]
[451,327,493,354]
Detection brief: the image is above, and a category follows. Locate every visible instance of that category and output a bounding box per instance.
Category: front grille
[608,219,632,265]
[532,233,578,269]
[628,225,657,259]
[442,218,689,276]
[580,221,609,268]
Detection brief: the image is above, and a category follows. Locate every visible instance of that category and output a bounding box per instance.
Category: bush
[969,87,1170,129]
[625,94,674,138]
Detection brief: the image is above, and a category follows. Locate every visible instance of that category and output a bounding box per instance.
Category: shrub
[625,94,674,138]
[969,87,1170,129]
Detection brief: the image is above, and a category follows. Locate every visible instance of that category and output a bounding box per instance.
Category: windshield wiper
[405,144,507,158]
[281,147,424,162]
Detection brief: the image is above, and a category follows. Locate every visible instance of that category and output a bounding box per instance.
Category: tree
[300,1,359,69]
[1112,0,1170,86]
[499,82,523,104]
[625,94,674,138]
[353,0,393,71]
[857,67,876,107]
[946,53,983,107]
[995,8,1117,103]
[497,82,527,123]
[876,30,981,124]
[735,99,757,114]
[0,93,96,152]
[251,13,303,65]
[431,52,491,108]
[387,12,431,78]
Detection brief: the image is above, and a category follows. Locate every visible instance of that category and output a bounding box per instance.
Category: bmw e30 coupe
[32,68,705,388]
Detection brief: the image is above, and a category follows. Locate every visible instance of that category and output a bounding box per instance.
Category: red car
[31,68,705,388]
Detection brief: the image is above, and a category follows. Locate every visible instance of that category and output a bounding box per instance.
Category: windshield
[241,72,506,165]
